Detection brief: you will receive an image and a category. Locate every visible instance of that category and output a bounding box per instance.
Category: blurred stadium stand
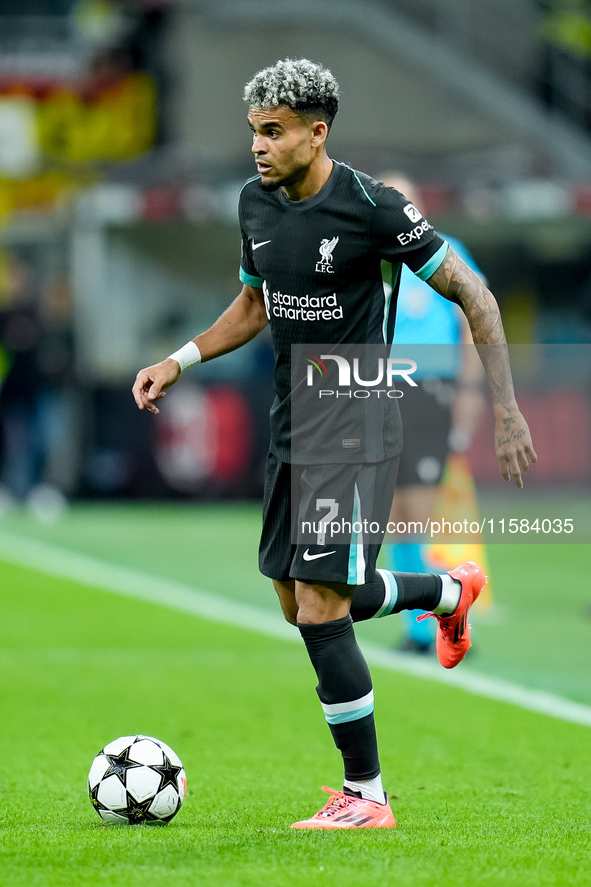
[0,0,589,503]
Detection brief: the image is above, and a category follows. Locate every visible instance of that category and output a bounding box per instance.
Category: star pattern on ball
[151,754,183,793]
[88,736,185,825]
[89,782,116,817]
[125,794,157,824]
[89,783,103,810]
[102,747,143,785]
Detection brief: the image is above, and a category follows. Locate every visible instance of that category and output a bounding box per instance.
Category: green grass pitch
[0,504,590,886]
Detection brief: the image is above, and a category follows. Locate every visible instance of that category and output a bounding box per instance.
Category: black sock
[298,616,380,781]
[348,575,391,622]
[393,572,442,612]
[349,569,442,622]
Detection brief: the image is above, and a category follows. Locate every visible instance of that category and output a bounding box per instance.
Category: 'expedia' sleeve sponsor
[370,186,448,281]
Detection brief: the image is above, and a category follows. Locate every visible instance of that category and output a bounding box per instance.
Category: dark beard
[259,179,282,193]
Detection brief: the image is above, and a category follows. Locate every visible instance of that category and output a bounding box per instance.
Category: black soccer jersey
[238,161,447,463]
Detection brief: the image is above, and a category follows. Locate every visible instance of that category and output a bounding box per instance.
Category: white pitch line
[1,530,591,729]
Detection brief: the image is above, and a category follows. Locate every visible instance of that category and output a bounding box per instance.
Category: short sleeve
[370,187,447,280]
[239,228,264,288]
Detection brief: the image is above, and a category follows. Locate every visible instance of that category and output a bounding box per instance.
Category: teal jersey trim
[381,261,401,344]
[352,170,377,206]
[239,266,263,288]
[239,174,261,196]
[415,241,448,281]
[347,483,366,585]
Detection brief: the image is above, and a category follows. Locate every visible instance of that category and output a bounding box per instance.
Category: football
[88,735,187,825]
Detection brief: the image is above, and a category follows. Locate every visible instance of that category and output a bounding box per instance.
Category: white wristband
[168,341,202,372]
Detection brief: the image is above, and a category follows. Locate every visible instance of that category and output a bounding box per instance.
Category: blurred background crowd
[0,0,590,516]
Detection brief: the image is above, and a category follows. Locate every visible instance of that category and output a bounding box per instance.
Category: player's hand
[493,403,537,488]
[132,358,181,415]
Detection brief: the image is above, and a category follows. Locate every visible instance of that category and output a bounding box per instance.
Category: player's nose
[252,135,267,154]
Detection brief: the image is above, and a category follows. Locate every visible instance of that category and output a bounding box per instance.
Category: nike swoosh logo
[302,549,336,561]
[252,240,271,251]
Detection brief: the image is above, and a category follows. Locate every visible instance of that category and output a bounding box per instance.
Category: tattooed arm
[427,245,537,488]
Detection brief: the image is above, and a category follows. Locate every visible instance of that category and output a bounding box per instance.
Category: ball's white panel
[98,809,129,824]
[126,765,161,803]
[97,774,127,810]
[103,735,137,756]
[88,754,109,790]
[128,738,163,766]
[178,769,187,802]
[149,786,180,819]
[152,738,183,769]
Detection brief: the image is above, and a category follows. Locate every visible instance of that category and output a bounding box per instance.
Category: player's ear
[310,120,329,147]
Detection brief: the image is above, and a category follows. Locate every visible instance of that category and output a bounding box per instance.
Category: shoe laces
[417,611,446,627]
[416,611,453,640]
[317,787,357,818]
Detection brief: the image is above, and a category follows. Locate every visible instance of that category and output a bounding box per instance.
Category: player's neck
[282,154,333,202]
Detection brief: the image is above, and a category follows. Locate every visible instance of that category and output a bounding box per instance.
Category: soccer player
[132,59,537,830]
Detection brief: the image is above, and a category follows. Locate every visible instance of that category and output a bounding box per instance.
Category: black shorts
[396,379,454,488]
[259,452,400,585]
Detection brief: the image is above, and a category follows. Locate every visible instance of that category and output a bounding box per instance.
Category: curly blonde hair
[243,58,339,128]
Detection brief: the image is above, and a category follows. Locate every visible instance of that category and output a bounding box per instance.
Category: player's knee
[281,605,298,625]
[272,579,298,625]
[295,580,353,625]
